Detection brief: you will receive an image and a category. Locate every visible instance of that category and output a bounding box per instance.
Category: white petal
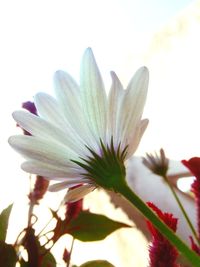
[34,92,67,128]
[64,184,96,202]
[108,71,124,144]
[48,179,90,192]
[53,70,81,113]
[8,135,78,167]
[21,160,82,179]
[119,67,149,145]
[126,119,149,159]
[12,110,84,155]
[80,48,107,142]
[54,71,97,149]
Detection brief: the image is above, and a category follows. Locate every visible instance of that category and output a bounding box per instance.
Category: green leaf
[0,241,17,267]
[20,260,29,267]
[67,211,130,241]
[79,260,115,267]
[0,204,13,241]
[40,251,56,267]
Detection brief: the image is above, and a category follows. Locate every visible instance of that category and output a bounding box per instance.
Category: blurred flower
[182,157,200,240]
[182,157,200,179]
[142,148,169,177]
[50,188,83,244]
[65,197,83,221]
[28,175,49,205]
[189,236,200,255]
[9,48,149,201]
[146,202,179,267]
[22,101,37,115]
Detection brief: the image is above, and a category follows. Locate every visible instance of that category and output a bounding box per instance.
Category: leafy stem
[115,182,200,266]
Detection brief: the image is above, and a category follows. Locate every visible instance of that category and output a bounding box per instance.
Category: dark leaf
[79,260,115,267]
[0,204,13,241]
[23,227,39,267]
[0,241,17,267]
[67,211,130,241]
[22,226,56,267]
[40,251,56,267]
[20,260,29,267]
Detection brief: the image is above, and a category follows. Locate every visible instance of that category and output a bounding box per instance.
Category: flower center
[72,138,128,190]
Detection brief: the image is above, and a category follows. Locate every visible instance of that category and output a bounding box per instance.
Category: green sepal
[72,138,127,190]
[67,211,130,241]
[0,204,13,241]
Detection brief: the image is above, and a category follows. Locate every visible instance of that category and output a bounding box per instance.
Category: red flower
[189,236,200,255]
[182,157,200,239]
[146,202,179,267]
[182,157,200,179]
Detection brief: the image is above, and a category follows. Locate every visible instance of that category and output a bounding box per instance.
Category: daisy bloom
[9,48,149,202]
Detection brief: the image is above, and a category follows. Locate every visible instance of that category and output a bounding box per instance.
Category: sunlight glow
[177,177,194,192]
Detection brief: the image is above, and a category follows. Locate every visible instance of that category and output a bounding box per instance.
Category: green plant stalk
[115,183,200,266]
[163,175,200,246]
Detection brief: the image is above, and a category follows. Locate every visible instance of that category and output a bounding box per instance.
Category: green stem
[116,183,200,266]
[163,175,200,245]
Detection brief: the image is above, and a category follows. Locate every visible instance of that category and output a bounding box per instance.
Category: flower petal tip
[54,69,65,79]
[12,110,25,120]
[12,111,18,120]
[110,71,117,79]
[85,47,93,54]
[139,66,149,78]
[83,47,95,61]
[8,136,16,147]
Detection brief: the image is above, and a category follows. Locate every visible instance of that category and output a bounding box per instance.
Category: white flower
[8,48,149,202]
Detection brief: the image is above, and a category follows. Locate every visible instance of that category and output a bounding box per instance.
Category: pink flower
[28,175,49,204]
[146,202,179,267]
[22,101,37,116]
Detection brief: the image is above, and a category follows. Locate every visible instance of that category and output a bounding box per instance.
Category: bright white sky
[0,0,198,266]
